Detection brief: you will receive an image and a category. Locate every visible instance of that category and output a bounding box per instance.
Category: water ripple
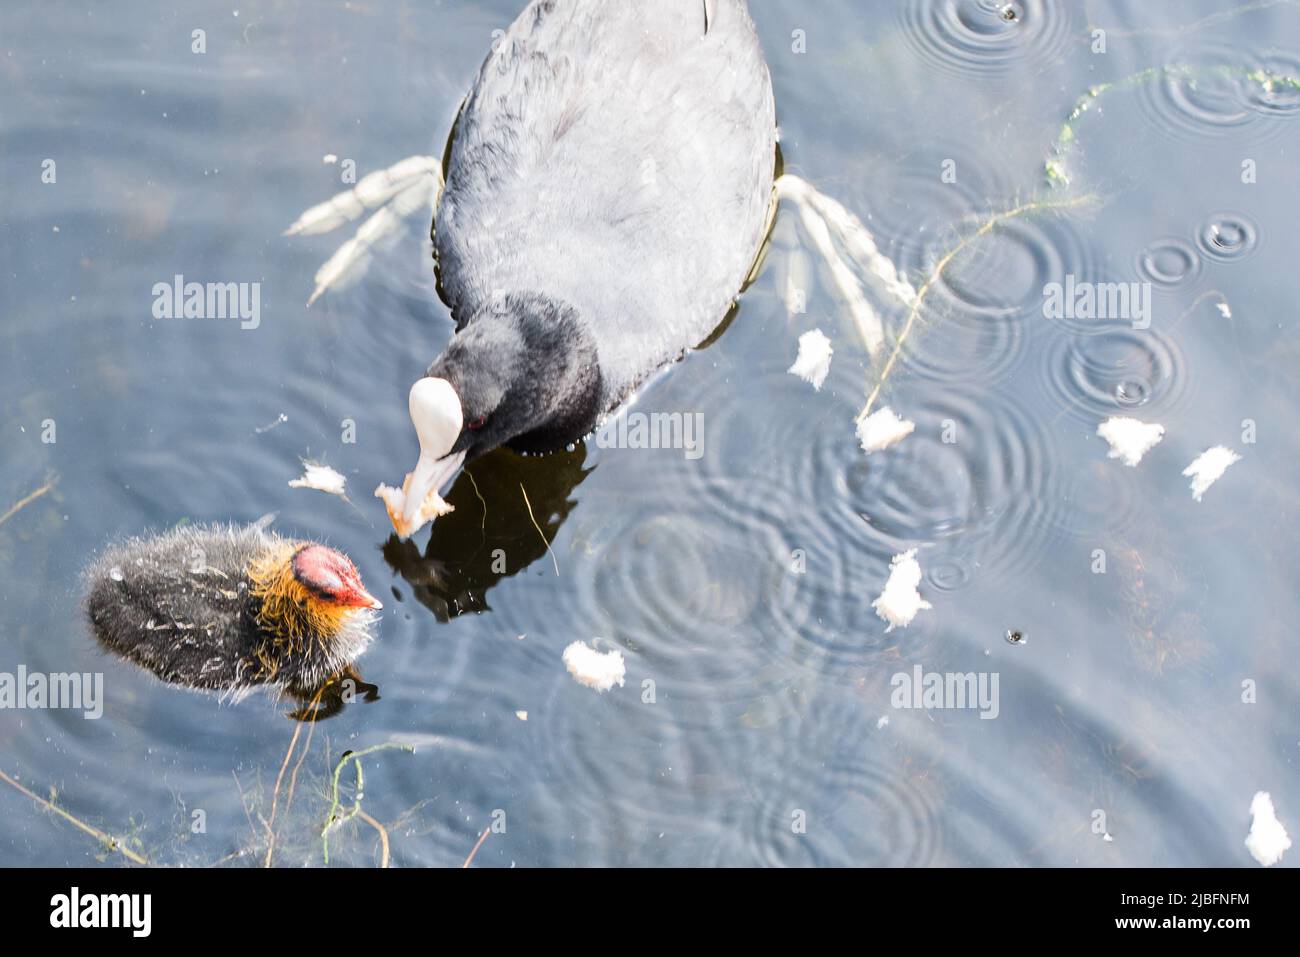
[1045,457,1143,542]
[901,209,1102,356]
[1041,320,1192,424]
[1247,52,1300,115]
[1196,211,1260,263]
[1136,237,1203,288]
[846,385,1056,589]
[1137,47,1297,144]
[871,142,1019,251]
[895,0,1075,79]
[688,356,1059,609]
[705,693,945,866]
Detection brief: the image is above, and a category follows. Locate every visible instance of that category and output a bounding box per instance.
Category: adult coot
[377,0,777,536]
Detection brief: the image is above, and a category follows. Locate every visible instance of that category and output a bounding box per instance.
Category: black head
[427,292,602,458]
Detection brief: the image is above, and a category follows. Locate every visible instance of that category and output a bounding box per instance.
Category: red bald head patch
[291,545,383,609]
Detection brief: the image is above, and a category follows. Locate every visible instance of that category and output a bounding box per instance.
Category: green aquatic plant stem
[320,742,414,865]
[1046,64,1300,187]
[858,194,1098,423]
[1046,67,1165,187]
[0,765,149,866]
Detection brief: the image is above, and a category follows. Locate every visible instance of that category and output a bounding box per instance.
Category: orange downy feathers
[247,542,352,681]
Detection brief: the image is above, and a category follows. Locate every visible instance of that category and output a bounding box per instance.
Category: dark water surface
[2,0,1298,866]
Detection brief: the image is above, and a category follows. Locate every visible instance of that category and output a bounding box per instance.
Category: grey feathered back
[435,0,777,407]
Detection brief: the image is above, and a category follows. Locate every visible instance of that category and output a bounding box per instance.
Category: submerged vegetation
[1045,65,1300,187]
[2,734,423,868]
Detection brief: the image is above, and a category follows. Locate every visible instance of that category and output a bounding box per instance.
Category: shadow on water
[381,444,592,621]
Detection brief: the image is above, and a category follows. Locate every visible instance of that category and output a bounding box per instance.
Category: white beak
[375,377,467,537]
[402,377,466,526]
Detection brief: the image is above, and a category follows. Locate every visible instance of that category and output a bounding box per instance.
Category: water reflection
[383,445,591,621]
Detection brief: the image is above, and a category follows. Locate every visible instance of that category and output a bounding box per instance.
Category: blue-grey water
[2,0,1298,866]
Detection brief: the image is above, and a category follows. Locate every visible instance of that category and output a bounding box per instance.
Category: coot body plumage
[383,0,776,533]
[85,524,381,699]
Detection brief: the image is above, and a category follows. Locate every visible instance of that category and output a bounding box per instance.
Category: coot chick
[85,523,382,701]
[379,0,777,535]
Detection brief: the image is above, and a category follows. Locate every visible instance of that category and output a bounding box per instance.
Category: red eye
[466,416,487,431]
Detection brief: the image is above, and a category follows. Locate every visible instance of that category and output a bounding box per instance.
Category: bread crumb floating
[562,641,626,692]
[872,549,932,632]
[857,406,915,454]
[515,710,528,722]
[788,329,833,390]
[1245,791,1291,866]
[1096,416,1164,467]
[288,462,348,497]
[374,475,454,538]
[1183,446,1241,501]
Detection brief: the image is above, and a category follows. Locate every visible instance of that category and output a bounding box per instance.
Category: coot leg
[285,154,443,304]
[774,173,918,358]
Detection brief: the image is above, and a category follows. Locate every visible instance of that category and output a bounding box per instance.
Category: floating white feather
[857,406,915,454]
[562,641,626,692]
[1245,791,1291,866]
[1183,446,1241,501]
[788,329,833,390]
[288,462,347,497]
[872,549,932,631]
[1097,416,1165,467]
